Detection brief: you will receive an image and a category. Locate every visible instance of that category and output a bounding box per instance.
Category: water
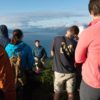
[23,32,57,57]
[9,27,66,57]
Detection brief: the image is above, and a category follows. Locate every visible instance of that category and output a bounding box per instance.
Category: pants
[80,80,100,100]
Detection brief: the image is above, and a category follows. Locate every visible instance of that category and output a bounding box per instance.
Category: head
[35,40,40,47]
[66,25,79,39]
[0,25,8,38]
[11,29,23,45]
[89,0,100,19]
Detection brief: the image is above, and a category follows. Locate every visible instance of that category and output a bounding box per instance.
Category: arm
[75,31,91,64]
[41,48,47,60]
[51,39,55,57]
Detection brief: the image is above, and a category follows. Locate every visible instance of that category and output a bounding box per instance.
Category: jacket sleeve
[75,31,91,64]
[51,39,55,56]
[41,48,47,59]
[27,46,35,68]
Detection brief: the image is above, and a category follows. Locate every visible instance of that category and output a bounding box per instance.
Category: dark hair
[89,0,100,16]
[11,29,23,45]
[69,25,79,35]
[0,25,8,38]
[35,40,40,43]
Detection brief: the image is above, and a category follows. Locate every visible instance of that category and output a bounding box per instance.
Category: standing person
[0,44,16,100]
[0,25,10,48]
[75,0,100,100]
[51,26,79,100]
[33,40,47,73]
[5,29,34,100]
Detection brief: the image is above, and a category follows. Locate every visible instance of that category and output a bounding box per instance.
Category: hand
[51,51,54,56]
[60,47,64,54]
[34,57,38,61]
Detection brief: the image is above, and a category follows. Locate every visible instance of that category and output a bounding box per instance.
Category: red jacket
[75,18,100,88]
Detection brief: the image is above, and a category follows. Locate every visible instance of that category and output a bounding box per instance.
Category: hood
[7,41,26,53]
[0,25,8,39]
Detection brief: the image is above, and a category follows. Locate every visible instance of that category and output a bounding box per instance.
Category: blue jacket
[5,41,34,70]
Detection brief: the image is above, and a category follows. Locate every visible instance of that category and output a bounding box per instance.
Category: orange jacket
[0,45,16,100]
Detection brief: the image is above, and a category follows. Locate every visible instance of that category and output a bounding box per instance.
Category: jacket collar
[89,17,100,26]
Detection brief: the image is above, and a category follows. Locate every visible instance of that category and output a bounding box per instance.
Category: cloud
[0,12,90,29]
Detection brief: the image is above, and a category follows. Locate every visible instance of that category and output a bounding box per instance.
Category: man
[33,40,47,73]
[51,26,79,100]
[0,44,16,100]
[0,25,10,48]
[75,0,100,100]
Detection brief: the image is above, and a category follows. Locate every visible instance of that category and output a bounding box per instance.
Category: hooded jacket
[5,41,34,70]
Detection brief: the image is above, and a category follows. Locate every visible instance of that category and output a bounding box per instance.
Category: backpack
[10,52,26,88]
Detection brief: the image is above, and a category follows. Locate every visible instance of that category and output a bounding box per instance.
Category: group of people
[0,26,47,100]
[0,0,100,100]
[52,0,100,100]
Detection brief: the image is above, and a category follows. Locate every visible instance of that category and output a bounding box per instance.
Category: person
[5,29,34,100]
[75,0,100,100]
[33,40,47,73]
[0,25,10,48]
[51,25,79,100]
[0,44,16,100]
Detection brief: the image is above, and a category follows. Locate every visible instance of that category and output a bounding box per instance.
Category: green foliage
[33,58,54,91]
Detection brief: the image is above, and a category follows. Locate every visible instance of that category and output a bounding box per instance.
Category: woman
[75,0,100,100]
[5,29,34,100]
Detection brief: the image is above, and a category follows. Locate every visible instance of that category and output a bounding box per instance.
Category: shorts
[54,71,76,93]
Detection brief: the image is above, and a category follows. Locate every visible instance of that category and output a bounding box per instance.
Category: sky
[0,0,90,29]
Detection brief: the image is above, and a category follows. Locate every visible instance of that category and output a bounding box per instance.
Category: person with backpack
[5,29,34,100]
[51,26,79,100]
[0,25,10,48]
[0,44,16,100]
[33,40,47,73]
[75,0,100,100]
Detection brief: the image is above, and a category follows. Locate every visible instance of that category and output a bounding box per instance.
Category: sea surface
[9,27,67,57]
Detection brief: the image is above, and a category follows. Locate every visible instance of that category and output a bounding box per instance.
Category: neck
[65,34,71,39]
[92,16,100,20]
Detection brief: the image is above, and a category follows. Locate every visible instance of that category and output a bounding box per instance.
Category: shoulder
[54,36,64,44]
[23,43,32,52]
[5,43,14,50]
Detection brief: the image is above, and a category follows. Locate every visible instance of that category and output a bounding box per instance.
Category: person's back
[0,25,10,48]
[6,41,34,70]
[75,0,100,100]
[0,45,16,100]
[76,20,100,88]
[52,36,76,73]
[51,28,78,100]
[5,29,34,100]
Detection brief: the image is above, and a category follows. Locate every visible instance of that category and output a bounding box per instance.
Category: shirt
[52,36,76,73]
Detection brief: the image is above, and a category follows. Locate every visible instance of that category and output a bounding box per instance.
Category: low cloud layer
[0,12,90,29]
